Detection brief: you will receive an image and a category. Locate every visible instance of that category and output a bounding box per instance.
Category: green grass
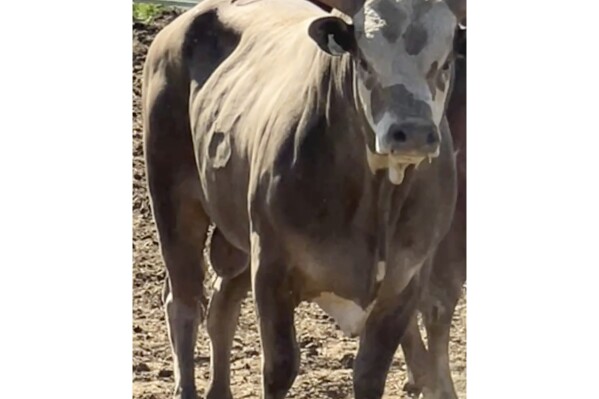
[133,3,165,23]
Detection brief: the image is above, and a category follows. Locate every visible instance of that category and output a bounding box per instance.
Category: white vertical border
[468,0,599,397]
[0,1,132,398]
[0,0,598,398]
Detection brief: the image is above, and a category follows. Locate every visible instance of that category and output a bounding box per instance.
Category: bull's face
[308,0,464,183]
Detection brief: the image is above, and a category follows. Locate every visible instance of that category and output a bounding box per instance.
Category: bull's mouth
[387,158,423,185]
[366,148,439,185]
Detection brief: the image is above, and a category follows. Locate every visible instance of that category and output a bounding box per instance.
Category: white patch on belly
[314,293,376,337]
[213,276,223,292]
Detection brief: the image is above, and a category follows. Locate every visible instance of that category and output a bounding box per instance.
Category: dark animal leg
[250,232,300,399]
[353,277,420,399]
[144,64,209,399]
[205,268,251,399]
[401,314,430,397]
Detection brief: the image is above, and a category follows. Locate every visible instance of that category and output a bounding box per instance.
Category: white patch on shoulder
[314,293,376,337]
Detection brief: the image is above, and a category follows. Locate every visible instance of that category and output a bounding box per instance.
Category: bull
[142,0,466,398]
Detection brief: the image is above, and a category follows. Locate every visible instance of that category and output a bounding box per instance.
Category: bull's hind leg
[420,266,464,399]
[206,229,251,399]
[156,187,209,399]
[401,264,464,399]
[144,66,209,398]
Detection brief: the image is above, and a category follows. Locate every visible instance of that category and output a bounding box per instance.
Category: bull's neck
[321,54,412,255]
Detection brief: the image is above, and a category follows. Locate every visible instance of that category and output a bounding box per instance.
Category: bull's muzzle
[369,120,442,185]
[379,121,441,160]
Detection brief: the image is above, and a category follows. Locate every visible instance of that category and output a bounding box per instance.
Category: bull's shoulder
[254,115,366,236]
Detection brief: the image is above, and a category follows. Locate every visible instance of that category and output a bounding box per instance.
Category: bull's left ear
[308,16,355,56]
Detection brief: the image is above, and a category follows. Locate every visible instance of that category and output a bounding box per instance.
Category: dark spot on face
[376,1,406,42]
[413,0,434,18]
[369,83,432,124]
[403,22,428,55]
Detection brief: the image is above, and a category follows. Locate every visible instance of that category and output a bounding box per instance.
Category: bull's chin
[366,148,436,185]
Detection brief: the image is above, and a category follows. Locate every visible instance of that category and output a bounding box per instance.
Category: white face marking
[314,293,376,337]
[354,0,457,133]
[356,78,377,128]
[374,111,395,153]
[363,3,387,38]
[431,83,450,125]
[355,81,398,156]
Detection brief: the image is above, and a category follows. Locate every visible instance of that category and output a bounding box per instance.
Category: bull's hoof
[205,393,233,399]
[173,387,198,399]
[205,387,233,399]
[403,381,423,398]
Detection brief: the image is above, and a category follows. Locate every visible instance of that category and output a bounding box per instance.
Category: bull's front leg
[250,232,300,399]
[353,277,420,399]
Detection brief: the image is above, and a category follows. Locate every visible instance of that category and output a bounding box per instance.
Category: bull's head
[308,0,466,184]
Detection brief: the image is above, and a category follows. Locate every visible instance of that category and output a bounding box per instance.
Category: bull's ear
[308,16,355,56]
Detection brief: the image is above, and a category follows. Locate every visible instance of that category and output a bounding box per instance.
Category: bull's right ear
[308,16,355,56]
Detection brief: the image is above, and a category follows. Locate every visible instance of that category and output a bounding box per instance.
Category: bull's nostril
[426,132,438,145]
[393,130,407,143]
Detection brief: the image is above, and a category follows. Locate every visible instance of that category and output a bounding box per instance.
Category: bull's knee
[165,291,205,328]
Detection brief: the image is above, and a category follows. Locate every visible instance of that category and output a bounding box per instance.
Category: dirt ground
[132,10,466,399]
